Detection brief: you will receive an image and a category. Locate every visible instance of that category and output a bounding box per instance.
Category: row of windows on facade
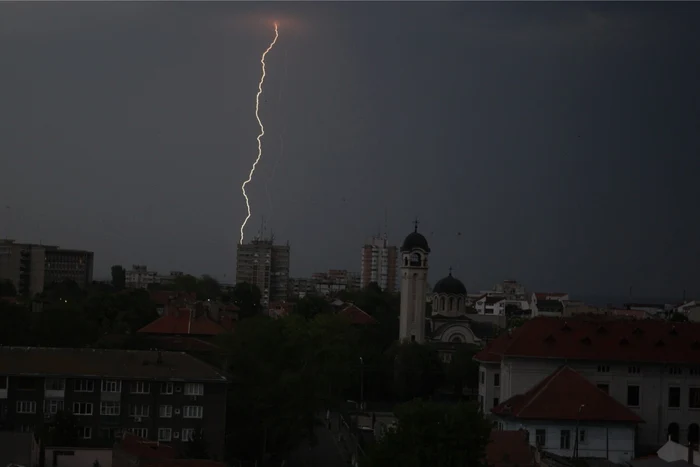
[536,428,587,450]
[16,400,204,419]
[18,425,201,443]
[1,378,204,396]
[596,365,700,376]
[599,383,700,409]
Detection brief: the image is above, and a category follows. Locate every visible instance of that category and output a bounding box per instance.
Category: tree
[389,342,445,402]
[111,265,126,290]
[181,428,209,459]
[294,295,332,320]
[0,279,17,297]
[0,300,33,345]
[197,275,222,301]
[363,399,491,467]
[445,345,480,396]
[46,410,81,446]
[229,282,262,318]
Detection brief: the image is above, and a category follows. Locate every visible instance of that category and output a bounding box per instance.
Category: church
[398,221,496,358]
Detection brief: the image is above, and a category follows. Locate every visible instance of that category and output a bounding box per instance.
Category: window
[579,429,587,444]
[480,371,485,384]
[182,428,195,441]
[127,428,148,438]
[669,387,681,408]
[130,382,150,394]
[100,401,121,416]
[44,399,64,414]
[80,427,92,439]
[535,429,546,447]
[183,406,203,419]
[44,378,66,391]
[494,373,500,387]
[597,365,610,373]
[628,366,641,375]
[16,377,35,390]
[184,383,203,396]
[159,405,173,418]
[597,383,609,394]
[493,398,499,408]
[560,430,571,450]
[130,405,150,418]
[627,385,640,407]
[16,401,36,414]
[73,402,93,416]
[158,428,172,441]
[161,383,174,395]
[100,428,120,440]
[101,380,121,393]
[690,388,700,409]
[74,380,94,392]
[669,367,683,376]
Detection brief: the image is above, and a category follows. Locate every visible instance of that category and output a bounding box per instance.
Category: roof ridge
[515,365,566,415]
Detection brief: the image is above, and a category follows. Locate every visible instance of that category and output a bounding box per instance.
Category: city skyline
[2,2,699,298]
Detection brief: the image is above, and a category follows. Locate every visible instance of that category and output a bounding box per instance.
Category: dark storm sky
[2,2,699,299]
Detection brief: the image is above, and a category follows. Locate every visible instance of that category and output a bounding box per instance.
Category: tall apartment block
[360,236,398,293]
[235,237,290,305]
[0,239,94,297]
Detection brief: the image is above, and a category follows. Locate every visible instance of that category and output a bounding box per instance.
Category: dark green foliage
[389,342,445,401]
[110,265,126,290]
[363,399,491,467]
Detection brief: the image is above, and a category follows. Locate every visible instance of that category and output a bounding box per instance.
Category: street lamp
[359,357,365,412]
[574,404,585,459]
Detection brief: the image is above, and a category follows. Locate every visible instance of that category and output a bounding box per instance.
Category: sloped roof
[492,366,643,423]
[486,430,537,467]
[339,304,377,325]
[138,309,234,336]
[474,316,700,364]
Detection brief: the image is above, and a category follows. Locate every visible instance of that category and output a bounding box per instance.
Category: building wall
[0,375,228,460]
[236,240,289,305]
[360,237,398,293]
[499,420,636,464]
[480,357,700,449]
[45,447,113,467]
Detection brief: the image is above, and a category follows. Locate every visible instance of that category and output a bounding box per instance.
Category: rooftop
[475,316,700,364]
[138,309,234,336]
[486,430,537,467]
[339,304,377,325]
[492,366,643,423]
[0,347,227,382]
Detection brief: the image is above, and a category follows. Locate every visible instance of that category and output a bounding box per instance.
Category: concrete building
[476,317,700,456]
[0,239,93,297]
[125,265,159,289]
[360,236,398,293]
[0,347,228,460]
[235,237,290,305]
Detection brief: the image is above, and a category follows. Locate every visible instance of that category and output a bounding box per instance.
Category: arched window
[440,296,446,311]
[450,335,464,343]
[457,298,462,310]
[668,423,680,443]
[449,297,454,310]
[689,423,700,444]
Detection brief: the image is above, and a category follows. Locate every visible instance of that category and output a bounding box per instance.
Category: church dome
[401,221,430,252]
[433,271,466,295]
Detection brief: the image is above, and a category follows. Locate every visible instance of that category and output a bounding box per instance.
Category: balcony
[44,379,66,399]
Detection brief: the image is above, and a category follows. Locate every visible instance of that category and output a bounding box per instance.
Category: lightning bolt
[239,22,279,245]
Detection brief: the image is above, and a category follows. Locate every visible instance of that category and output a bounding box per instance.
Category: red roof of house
[486,430,537,467]
[474,316,700,364]
[492,366,644,423]
[339,304,377,325]
[119,433,176,460]
[610,309,648,319]
[535,293,567,300]
[138,309,234,336]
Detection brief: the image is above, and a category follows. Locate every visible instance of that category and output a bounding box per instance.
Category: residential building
[235,237,290,305]
[475,317,700,456]
[531,293,569,317]
[0,239,94,297]
[492,365,642,463]
[0,347,228,460]
[125,265,159,289]
[360,236,398,293]
[288,278,316,298]
[310,269,360,296]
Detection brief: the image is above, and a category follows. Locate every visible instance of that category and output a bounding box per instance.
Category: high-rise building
[0,239,94,297]
[360,236,398,293]
[235,237,290,305]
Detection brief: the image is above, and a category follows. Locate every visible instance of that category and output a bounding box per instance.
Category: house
[487,430,539,467]
[338,304,377,325]
[475,316,700,452]
[112,433,225,467]
[0,347,229,460]
[138,305,235,337]
[492,366,642,463]
[0,431,39,467]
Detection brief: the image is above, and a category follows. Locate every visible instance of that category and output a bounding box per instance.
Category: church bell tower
[399,219,430,343]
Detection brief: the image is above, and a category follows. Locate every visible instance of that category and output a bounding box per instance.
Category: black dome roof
[400,220,430,252]
[433,271,467,295]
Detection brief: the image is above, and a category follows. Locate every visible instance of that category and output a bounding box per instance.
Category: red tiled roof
[474,316,700,364]
[339,304,377,325]
[486,430,537,467]
[119,433,176,460]
[145,461,226,467]
[138,309,234,336]
[492,366,644,423]
[610,309,648,319]
[535,293,567,300]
